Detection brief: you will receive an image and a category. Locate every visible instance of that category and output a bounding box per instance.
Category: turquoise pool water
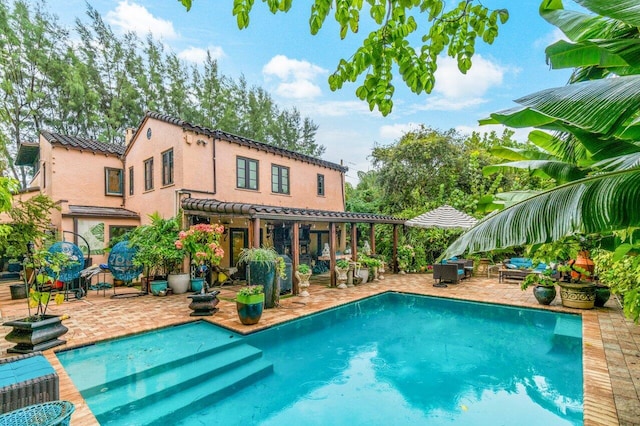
[57,293,583,425]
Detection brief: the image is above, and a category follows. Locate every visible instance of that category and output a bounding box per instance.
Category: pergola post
[369,224,376,254]
[291,222,300,295]
[392,224,399,273]
[251,218,260,248]
[350,222,357,261]
[329,222,337,287]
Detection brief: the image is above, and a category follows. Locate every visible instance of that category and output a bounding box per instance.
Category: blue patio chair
[0,400,74,426]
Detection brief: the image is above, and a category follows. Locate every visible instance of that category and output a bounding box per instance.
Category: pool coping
[0,274,625,425]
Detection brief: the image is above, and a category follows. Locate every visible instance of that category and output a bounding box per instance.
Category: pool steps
[92,342,272,424]
[58,322,274,425]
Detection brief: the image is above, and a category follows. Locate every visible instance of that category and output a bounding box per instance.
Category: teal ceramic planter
[190,278,205,293]
[150,280,168,296]
[248,261,276,308]
[236,293,265,325]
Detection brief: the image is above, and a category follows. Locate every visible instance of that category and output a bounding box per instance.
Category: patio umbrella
[405,205,478,230]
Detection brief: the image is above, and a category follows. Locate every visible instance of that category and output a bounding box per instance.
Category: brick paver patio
[1,273,638,425]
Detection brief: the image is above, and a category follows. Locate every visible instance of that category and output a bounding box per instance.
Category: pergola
[181,198,405,292]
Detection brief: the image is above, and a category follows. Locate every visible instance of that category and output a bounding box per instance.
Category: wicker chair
[0,401,74,425]
[0,352,59,413]
[433,263,465,286]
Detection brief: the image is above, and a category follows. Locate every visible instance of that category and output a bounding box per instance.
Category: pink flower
[174,241,183,249]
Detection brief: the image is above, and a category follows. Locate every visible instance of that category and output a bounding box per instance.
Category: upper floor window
[162,149,174,186]
[271,164,289,194]
[317,174,325,196]
[144,158,154,191]
[105,167,123,195]
[237,157,258,190]
[128,167,134,195]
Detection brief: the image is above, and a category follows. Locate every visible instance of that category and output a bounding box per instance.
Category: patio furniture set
[0,352,74,425]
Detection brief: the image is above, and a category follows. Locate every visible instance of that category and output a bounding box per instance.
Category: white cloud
[178,46,225,63]
[263,55,326,100]
[434,55,505,99]
[106,1,178,40]
[456,124,533,144]
[410,55,507,112]
[379,123,421,141]
[534,28,567,50]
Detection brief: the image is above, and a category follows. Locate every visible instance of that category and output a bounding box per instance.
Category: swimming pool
[57,292,583,425]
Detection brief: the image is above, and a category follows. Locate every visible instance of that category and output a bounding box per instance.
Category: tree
[445,0,640,258]
[179,0,509,116]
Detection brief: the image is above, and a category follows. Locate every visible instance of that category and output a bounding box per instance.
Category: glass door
[231,228,248,279]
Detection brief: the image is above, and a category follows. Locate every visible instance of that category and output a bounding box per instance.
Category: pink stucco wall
[124,116,346,226]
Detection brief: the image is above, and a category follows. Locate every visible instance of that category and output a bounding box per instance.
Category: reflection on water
[180,293,584,425]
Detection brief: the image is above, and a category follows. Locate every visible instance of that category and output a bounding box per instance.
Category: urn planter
[295,271,312,297]
[558,282,596,309]
[532,285,556,305]
[3,315,69,354]
[187,291,220,316]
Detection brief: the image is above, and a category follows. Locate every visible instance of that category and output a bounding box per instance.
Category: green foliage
[521,269,556,290]
[237,246,287,279]
[237,285,264,297]
[0,194,59,259]
[188,1,508,115]
[336,259,350,269]
[593,249,640,323]
[296,263,311,274]
[397,244,415,271]
[127,213,184,276]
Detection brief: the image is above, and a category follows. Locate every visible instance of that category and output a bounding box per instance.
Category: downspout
[212,137,217,195]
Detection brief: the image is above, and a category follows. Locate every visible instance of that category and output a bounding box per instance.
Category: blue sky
[46,0,573,183]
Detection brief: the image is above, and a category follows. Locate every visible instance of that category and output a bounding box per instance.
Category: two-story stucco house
[14,111,404,289]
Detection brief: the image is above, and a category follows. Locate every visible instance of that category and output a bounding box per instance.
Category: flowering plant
[397,244,415,271]
[175,224,225,277]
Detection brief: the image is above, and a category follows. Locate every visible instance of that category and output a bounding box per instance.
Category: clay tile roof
[41,131,125,156]
[181,198,405,224]
[144,111,348,173]
[64,205,140,219]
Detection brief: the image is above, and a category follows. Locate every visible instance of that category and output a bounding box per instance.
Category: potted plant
[295,263,312,297]
[556,264,597,309]
[521,269,557,305]
[236,285,265,325]
[237,246,285,308]
[175,222,225,293]
[128,213,184,293]
[3,244,78,353]
[335,259,350,288]
[0,195,59,300]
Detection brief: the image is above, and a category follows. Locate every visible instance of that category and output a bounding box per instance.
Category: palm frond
[444,167,640,256]
[483,160,587,183]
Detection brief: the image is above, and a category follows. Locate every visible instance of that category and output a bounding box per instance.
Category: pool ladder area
[81,338,274,425]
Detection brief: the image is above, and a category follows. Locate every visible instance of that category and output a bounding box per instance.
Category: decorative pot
[570,250,595,281]
[150,280,168,296]
[236,293,265,325]
[533,285,556,305]
[168,273,190,294]
[595,285,611,307]
[558,282,596,309]
[3,315,69,354]
[248,261,277,308]
[190,277,205,293]
[188,291,220,316]
[9,284,27,300]
[295,271,312,297]
[335,266,349,289]
[357,267,369,284]
[378,264,385,280]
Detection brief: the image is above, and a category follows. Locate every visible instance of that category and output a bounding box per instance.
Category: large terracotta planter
[570,250,595,280]
[3,315,69,354]
[558,282,596,309]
